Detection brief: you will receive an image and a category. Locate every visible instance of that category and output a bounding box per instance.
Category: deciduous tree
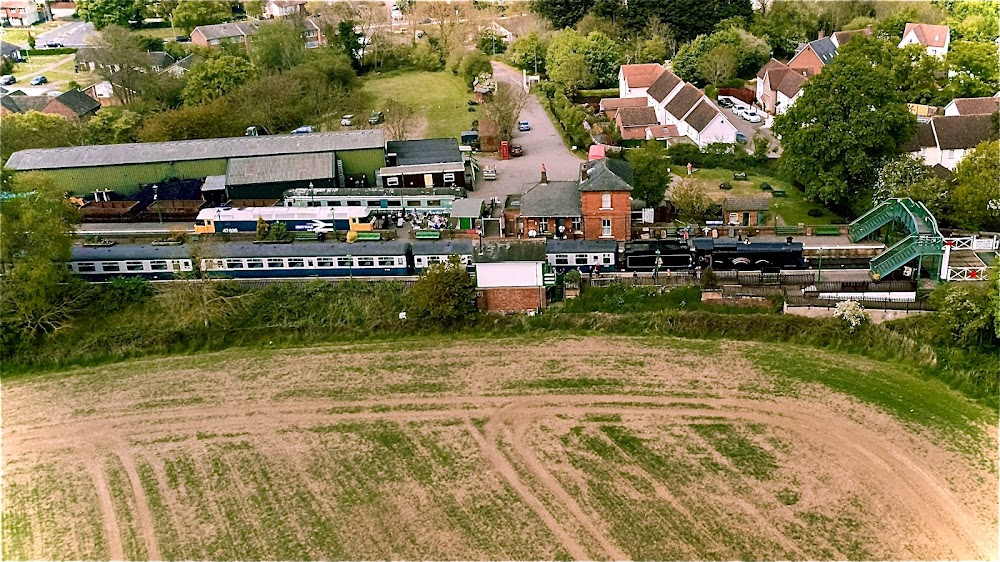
[669,177,712,221]
[773,37,916,214]
[383,98,417,141]
[546,29,592,92]
[951,139,1000,231]
[76,0,146,29]
[482,81,529,141]
[507,32,546,74]
[408,257,477,328]
[90,25,154,104]
[1,112,85,165]
[626,141,671,206]
[698,44,738,84]
[582,31,621,88]
[251,20,306,73]
[171,0,231,34]
[86,107,145,144]
[181,55,254,104]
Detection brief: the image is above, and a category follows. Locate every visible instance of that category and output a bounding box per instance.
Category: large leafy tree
[85,107,145,145]
[951,140,1000,231]
[507,32,547,74]
[181,55,254,104]
[90,25,156,104]
[626,141,671,206]
[171,0,232,35]
[76,0,145,29]
[332,20,363,69]
[751,1,820,58]
[545,29,592,92]
[773,37,916,214]
[892,44,945,105]
[482,82,530,141]
[672,25,770,84]
[530,0,595,29]
[1,112,84,165]
[251,20,306,73]
[944,41,1000,100]
[582,31,622,88]
[0,172,80,346]
[408,258,477,328]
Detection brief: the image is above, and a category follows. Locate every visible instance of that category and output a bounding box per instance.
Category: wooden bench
[414,230,441,240]
[354,231,381,241]
[733,172,748,181]
[814,226,841,236]
[293,231,321,241]
[771,190,787,197]
[775,226,802,236]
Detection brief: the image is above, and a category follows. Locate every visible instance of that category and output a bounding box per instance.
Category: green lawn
[9,53,95,89]
[358,70,475,140]
[135,27,182,41]
[685,168,838,226]
[0,21,64,47]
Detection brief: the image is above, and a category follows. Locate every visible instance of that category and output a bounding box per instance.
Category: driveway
[472,61,584,201]
[35,21,96,48]
[718,96,780,155]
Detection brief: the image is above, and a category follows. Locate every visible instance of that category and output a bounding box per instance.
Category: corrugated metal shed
[449,197,486,219]
[6,130,385,171]
[226,153,334,186]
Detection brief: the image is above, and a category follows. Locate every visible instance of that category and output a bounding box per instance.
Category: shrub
[719,181,733,190]
[563,269,581,285]
[833,300,868,332]
[408,258,477,328]
[701,267,720,289]
[807,208,824,217]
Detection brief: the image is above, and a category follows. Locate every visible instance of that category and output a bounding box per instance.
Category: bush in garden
[833,300,868,332]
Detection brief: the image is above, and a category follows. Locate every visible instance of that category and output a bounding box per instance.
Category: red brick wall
[477,287,545,312]
[42,99,81,122]
[581,191,630,241]
[788,47,823,76]
[191,29,210,48]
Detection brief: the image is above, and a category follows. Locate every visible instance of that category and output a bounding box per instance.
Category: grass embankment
[358,70,475,139]
[3,280,996,409]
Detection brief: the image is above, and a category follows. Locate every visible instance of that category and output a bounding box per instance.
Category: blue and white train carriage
[200,242,411,278]
[411,240,474,272]
[544,239,617,273]
[69,244,195,281]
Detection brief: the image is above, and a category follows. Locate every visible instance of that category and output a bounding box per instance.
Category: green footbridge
[848,198,943,280]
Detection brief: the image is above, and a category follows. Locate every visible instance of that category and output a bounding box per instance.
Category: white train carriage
[200,242,412,278]
[411,240,475,271]
[69,244,194,280]
[545,239,617,272]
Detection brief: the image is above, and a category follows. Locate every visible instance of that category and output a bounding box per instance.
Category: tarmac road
[35,21,96,48]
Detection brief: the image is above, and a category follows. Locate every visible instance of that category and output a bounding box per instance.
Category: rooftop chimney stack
[581,164,588,182]
[540,164,547,184]
[818,30,825,39]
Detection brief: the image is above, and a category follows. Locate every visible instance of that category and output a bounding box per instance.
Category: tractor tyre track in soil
[4,392,995,560]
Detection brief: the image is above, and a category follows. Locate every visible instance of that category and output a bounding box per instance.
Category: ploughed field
[3,337,997,560]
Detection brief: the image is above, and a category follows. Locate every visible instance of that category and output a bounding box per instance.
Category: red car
[510,144,523,157]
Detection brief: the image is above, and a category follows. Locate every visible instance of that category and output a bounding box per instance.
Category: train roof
[624,240,690,252]
[70,244,192,261]
[411,240,474,255]
[546,239,618,253]
[196,206,370,221]
[692,238,803,252]
[199,241,411,258]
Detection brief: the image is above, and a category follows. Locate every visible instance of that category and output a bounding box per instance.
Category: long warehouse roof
[5,130,385,170]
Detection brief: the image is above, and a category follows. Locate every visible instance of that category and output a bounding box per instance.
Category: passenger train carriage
[194,206,375,235]
[545,240,617,272]
[200,242,411,277]
[411,240,474,271]
[69,245,194,281]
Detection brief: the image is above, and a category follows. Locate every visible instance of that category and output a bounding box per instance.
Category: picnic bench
[414,230,441,240]
[775,225,802,236]
[354,231,381,241]
[771,190,787,197]
[293,231,321,241]
[733,172,748,181]
[813,226,841,236]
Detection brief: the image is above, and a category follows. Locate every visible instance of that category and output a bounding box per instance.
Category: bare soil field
[2,336,997,560]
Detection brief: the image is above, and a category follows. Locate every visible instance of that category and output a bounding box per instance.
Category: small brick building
[474,242,549,313]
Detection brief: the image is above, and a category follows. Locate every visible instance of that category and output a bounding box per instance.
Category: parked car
[510,144,523,157]
[518,120,530,131]
[717,96,735,108]
[46,89,62,97]
[483,166,497,180]
[43,42,64,48]
[290,125,315,134]
[368,111,384,125]
[341,114,354,126]
[735,131,747,144]
[743,110,762,124]
[1,75,15,85]
[30,76,48,85]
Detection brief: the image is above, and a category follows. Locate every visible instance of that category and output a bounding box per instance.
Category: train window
[337,257,352,267]
[287,259,305,268]
[367,200,381,207]
[387,200,401,207]
[377,257,394,267]
[247,259,264,269]
[101,262,121,272]
[427,256,441,264]
[406,200,420,207]
[347,201,362,206]
[78,262,96,272]
[575,255,589,265]
[150,261,168,271]
[225,259,244,269]
[330,200,343,206]
[554,254,569,265]
[267,258,284,268]
[126,261,144,271]
[603,255,612,264]
[357,257,375,267]
[428,200,441,207]
[317,258,334,267]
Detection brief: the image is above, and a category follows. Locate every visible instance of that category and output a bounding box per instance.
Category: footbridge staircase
[848,198,943,280]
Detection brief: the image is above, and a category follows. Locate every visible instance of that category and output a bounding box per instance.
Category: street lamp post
[477,226,484,252]
[309,181,315,206]
[347,253,353,279]
[152,184,162,224]
[654,249,662,282]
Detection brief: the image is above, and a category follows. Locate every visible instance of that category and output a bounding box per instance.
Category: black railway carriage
[692,239,805,271]
[411,239,474,271]
[69,244,194,280]
[200,242,411,278]
[545,239,617,272]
